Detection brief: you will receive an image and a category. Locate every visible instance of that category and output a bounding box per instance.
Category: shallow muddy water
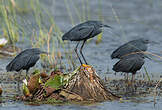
[0,97,162,110]
[0,0,162,109]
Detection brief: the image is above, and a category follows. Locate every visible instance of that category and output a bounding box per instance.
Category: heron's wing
[7,54,31,71]
[113,58,134,72]
[69,25,94,41]
[14,49,32,58]
[25,55,40,69]
[111,40,146,59]
[131,58,144,72]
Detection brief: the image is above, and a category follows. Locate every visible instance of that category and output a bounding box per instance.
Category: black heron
[6,48,48,75]
[111,38,150,59]
[62,20,111,65]
[112,54,145,82]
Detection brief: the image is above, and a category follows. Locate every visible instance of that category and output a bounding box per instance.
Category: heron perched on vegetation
[6,48,48,74]
[111,38,150,59]
[112,54,145,82]
[62,20,111,65]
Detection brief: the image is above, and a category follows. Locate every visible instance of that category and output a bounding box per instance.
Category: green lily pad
[45,75,64,90]
[45,67,80,90]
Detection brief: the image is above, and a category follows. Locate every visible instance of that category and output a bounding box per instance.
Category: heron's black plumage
[113,54,145,75]
[62,20,111,64]
[62,20,111,41]
[6,48,47,73]
[111,38,149,59]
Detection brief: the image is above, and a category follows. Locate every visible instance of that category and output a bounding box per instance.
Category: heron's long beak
[103,24,112,29]
[41,51,49,55]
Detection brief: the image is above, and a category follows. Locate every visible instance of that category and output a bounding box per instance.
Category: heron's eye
[100,24,103,27]
[143,39,149,43]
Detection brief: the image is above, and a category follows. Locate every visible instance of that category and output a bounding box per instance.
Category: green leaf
[44,66,80,89]
[45,75,64,90]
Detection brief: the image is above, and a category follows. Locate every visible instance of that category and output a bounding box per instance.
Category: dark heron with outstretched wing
[6,48,47,74]
[111,38,150,59]
[62,20,111,65]
[112,54,145,81]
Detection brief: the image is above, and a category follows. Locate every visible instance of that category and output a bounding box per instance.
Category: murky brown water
[0,0,162,109]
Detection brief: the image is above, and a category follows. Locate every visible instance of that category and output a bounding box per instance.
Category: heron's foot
[125,80,137,92]
[130,80,137,92]
[82,64,94,83]
[126,80,131,85]
[82,64,91,68]
[125,79,136,85]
